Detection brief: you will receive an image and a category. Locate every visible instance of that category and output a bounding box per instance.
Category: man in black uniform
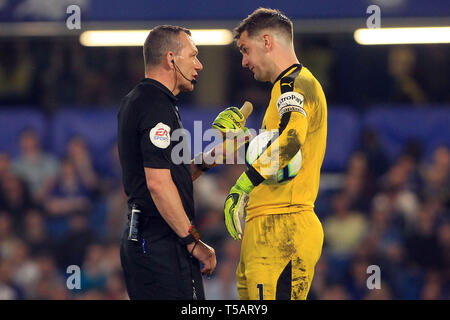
[118,25,216,300]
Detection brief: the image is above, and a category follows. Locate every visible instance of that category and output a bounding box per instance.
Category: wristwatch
[178,225,200,245]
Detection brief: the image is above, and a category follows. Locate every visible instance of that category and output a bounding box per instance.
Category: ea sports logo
[150,122,171,149]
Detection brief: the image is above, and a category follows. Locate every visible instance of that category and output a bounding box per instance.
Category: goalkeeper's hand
[224,172,255,240]
[212,107,247,134]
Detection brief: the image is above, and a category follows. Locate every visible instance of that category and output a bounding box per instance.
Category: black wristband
[179,233,196,245]
[178,225,200,245]
[246,165,265,187]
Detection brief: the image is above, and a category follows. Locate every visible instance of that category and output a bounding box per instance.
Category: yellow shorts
[236,211,324,300]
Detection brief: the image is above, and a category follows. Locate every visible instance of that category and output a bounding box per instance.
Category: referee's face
[175,32,203,92]
[238,31,270,82]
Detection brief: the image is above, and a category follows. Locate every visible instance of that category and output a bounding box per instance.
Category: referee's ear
[166,51,176,70]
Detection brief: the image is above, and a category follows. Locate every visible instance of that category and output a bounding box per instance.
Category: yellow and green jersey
[246,64,328,221]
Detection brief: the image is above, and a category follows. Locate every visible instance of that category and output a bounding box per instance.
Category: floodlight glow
[354,27,450,45]
[79,29,233,46]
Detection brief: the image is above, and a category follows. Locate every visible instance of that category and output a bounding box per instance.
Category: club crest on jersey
[150,122,171,149]
[276,91,306,118]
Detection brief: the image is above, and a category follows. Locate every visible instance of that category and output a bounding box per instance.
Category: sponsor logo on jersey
[150,122,171,149]
[276,91,306,118]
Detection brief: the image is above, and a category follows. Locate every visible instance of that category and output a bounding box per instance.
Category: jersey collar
[141,78,178,103]
[272,63,302,85]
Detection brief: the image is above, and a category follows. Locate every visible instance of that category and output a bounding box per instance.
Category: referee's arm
[190,133,250,181]
[145,167,216,274]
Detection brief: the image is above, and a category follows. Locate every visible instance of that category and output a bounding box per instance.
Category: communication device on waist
[127,204,141,242]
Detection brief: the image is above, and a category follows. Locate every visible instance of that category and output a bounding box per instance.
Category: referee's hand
[188,240,216,276]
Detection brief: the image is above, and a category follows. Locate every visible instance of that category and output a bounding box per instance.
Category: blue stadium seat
[0,108,48,156]
[364,106,450,162]
[323,107,361,171]
[50,108,118,170]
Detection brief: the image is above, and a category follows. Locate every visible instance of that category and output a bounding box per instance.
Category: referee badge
[150,122,171,149]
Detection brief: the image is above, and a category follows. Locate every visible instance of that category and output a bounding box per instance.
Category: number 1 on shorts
[257,283,264,300]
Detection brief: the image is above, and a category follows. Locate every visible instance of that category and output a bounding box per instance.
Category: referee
[118,25,216,300]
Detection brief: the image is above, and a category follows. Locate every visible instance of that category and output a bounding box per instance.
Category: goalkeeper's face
[238,31,272,82]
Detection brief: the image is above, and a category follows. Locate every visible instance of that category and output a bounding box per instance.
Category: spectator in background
[0,212,16,260]
[9,239,40,299]
[99,143,122,194]
[404,200,443,271]
[420,270,445,300]
[387,46,427,105]
[377,156,421,229]
[0,153,11,180]
[421,146,449,203]
[345,258,371,300]
[363,281,393,300]
[0,259,23,299]
[318,283,350,300]
[11,128,59,202]
[0,173,34,227]
[0,41,35,105]
[32,253,66,300]
[103,270,128,300]
[104,184,127,242]
[323,192,369,258]
[322,192,369,282]
[309,255,330,300]
[364,195,403,262]
[358,129,389,179]
[80,243,108,293]
[66,136,99,195]
[55,213,96,271]
[102,143,128,242]
[44,158,91,218]
[343,152,376,213]
[22,209,51,257]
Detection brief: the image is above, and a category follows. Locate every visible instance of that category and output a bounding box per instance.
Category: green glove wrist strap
[235,172,255,194]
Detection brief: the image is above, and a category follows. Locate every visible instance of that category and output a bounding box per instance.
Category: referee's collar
[141,78,178,103]
[272,63,302,85]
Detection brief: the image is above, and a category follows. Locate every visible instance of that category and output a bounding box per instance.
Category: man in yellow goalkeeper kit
[212,8,327,300]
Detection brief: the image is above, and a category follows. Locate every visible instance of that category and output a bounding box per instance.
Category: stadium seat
[364,106,450,162]
[50,108,118,171]
[0,108,48,156]
[323,107,361,171]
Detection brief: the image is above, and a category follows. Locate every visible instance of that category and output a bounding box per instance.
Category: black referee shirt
[117,78,194,220]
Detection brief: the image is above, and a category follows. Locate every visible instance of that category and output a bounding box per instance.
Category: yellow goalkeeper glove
[212,107,247,134]
[224,172,255,240]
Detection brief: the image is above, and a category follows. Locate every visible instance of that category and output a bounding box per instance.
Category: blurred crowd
[0,129,128,299]
[0,124,448,300]
[1,39,450,114]
[0,36,449,300]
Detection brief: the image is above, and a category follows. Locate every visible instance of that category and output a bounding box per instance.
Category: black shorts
[120,216,205,300]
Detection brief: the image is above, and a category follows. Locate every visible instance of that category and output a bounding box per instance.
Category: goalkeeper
[212,8,327,300]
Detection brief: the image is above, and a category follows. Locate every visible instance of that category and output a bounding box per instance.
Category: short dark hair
[234,8,293,42]
[143,25,191,68]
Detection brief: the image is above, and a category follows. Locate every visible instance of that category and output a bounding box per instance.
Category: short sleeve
[138,102,175,169]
